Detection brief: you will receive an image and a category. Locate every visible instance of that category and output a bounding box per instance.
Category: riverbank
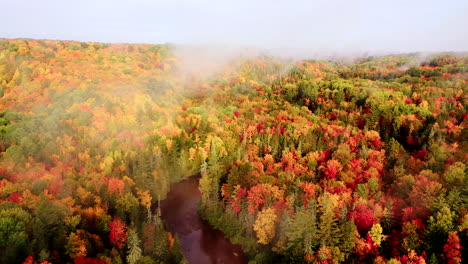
[160,175,247,264]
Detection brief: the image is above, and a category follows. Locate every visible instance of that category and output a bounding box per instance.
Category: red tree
[348,204,377,233]
[324,159,342,179]
[108,217,127,248]
[443,231,462,264]
[108,178,125,195]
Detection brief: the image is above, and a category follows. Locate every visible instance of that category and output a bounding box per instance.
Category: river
[160,175,248,264]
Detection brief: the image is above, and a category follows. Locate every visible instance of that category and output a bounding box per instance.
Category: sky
[2,0,468,54]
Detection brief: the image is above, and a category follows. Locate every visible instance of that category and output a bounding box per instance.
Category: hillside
[0,38,467,264]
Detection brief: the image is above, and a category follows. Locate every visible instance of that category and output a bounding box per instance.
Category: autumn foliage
[0,38,466,263]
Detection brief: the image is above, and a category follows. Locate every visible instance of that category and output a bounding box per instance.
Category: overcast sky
[2,0,468,53]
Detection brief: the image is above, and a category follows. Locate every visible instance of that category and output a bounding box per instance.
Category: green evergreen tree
[318,193,342,247]
[126,228,142,264]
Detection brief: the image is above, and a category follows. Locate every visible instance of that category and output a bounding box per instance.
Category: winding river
[160,175,247,264]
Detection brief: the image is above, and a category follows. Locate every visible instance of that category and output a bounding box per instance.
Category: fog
[2,0,468,55]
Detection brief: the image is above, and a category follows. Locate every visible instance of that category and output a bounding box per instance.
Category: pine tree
[286,206,319,256]
[318,193,342,247]
[339,220,357,258]
[126,228,142,264]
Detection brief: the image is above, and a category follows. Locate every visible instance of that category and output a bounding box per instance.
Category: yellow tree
[65,231,87,259]
[369,223,386,247]
[253,207,277,245]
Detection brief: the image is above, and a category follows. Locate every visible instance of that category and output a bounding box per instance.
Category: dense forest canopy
[0,38,466,264]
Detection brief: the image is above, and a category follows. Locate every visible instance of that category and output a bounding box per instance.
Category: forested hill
[0,38,467,264]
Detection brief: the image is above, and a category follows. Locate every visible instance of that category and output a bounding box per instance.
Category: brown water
[160,175,247,264]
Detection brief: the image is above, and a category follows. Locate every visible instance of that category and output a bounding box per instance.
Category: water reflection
[160,175,247,264]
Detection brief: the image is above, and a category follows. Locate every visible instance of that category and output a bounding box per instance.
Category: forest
[0,38,466,264]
